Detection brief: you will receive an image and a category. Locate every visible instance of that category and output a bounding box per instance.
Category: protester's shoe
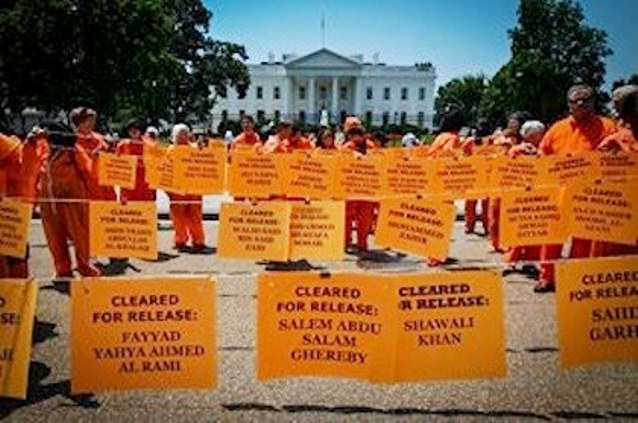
[174,243,190,253]
[191,244,213,254]
[345,245,359,255]
[533,281,555,293]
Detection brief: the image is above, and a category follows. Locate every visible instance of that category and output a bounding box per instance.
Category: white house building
[212,48,436,130]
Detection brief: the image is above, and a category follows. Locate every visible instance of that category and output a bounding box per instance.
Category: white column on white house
[308,77,315,123]
[286,76,294,120]
[353,76,362,116]
[331,76,339,119]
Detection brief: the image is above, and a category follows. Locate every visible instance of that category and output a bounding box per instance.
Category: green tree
[434,75,487,126]
[0,0,249,128]
[480,0,612,125]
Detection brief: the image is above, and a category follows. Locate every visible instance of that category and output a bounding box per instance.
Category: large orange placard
[543,153,602,185]
[566,181,638,245]
[217,201,291,261]
[499,186,568,248]
[490,155,550,192]
[227,151,286,198]
[383,155,429,195]
[0,278,38,399]
[597,152,638,184]
[98,152,137,189]
[0,198,32,259]
[333,153,386,199]
[375,197,455,261]
[427,156,490,199]
[289,201,345,261]
[555,257,638,368]
[257,272,394,382]
[172,144,226,195]
[89,202,158,260]
[71,277,216,394]
[392,270,506,381]
[285,153,337,199]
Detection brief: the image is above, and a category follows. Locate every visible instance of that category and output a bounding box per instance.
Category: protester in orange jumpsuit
[424,108,464,158]
[70,107,116,201]
[0,127,47,278]
[594,86,638,257]
[340,117,377,253]
[116,119,157,203]
[37,121,101,278]
[316,129,336,150]
[231,115,263,155]
[263,122,314,153]
[503,120,545,268]
[168,124,206,253]
[535,85,617,293]
[461,122,494,235]
[488,111,531,252]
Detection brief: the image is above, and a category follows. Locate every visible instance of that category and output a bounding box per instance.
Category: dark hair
[125,118,144,131]
[40,120,76,147]
[620,91,637,120]
[439,108,465,132]
[241,115,254,124]
[70,107,97,127]
[508,111,532,126]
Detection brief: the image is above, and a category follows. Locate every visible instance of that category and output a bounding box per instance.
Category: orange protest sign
[98,152,137,189]
[217,201,291,261]
[0,198,33,259]
[0,278,38,399]
[257,272,394,382]
[227,151,286,198]
[392,270,506,381]
[499,186,567,248]
[143,144,167,189]
[375,197,456,261]
[285,153,338,199]
[383,155,429,195]
[598,152,638,184]
[89,202,158,260]
[289,201,345,261]
[566,181,638,245]
[172,144,226,195]
[333,153,386,199]
[427,156,490,199]
[156,153,183,194]
[71,276,216,394]
[490,155,550,192]
[543,153,602,185]
[555,257,638,368]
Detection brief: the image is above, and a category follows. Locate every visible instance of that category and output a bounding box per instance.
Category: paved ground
[1,217,637,422]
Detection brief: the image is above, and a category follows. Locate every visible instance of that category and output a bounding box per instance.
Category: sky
[205,0,637,91]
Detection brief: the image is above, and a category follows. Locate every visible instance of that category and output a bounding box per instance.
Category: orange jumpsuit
[76,131,116,201]
[262,135,314,153]
[461,137,490,235]
[167,144,205,248]
[487,135,517,252]
[39,143,101,277]
[537,115,617,286]
[340,140,378,251]
[116,137,157,202]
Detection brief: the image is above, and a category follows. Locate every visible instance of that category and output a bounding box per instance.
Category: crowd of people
[0,84,636,294]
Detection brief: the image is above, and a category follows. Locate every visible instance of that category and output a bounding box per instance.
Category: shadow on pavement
[32,319,59,345]
[0,362,100,419]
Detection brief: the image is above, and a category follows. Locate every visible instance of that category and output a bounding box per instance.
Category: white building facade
[213,48,436,130]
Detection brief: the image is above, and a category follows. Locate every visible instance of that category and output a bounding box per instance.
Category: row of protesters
[0,129,48,278]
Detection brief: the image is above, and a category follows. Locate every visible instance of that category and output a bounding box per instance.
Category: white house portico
[212,48,436,129]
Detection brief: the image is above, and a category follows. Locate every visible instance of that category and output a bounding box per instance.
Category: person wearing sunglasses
[534,84,617,293]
